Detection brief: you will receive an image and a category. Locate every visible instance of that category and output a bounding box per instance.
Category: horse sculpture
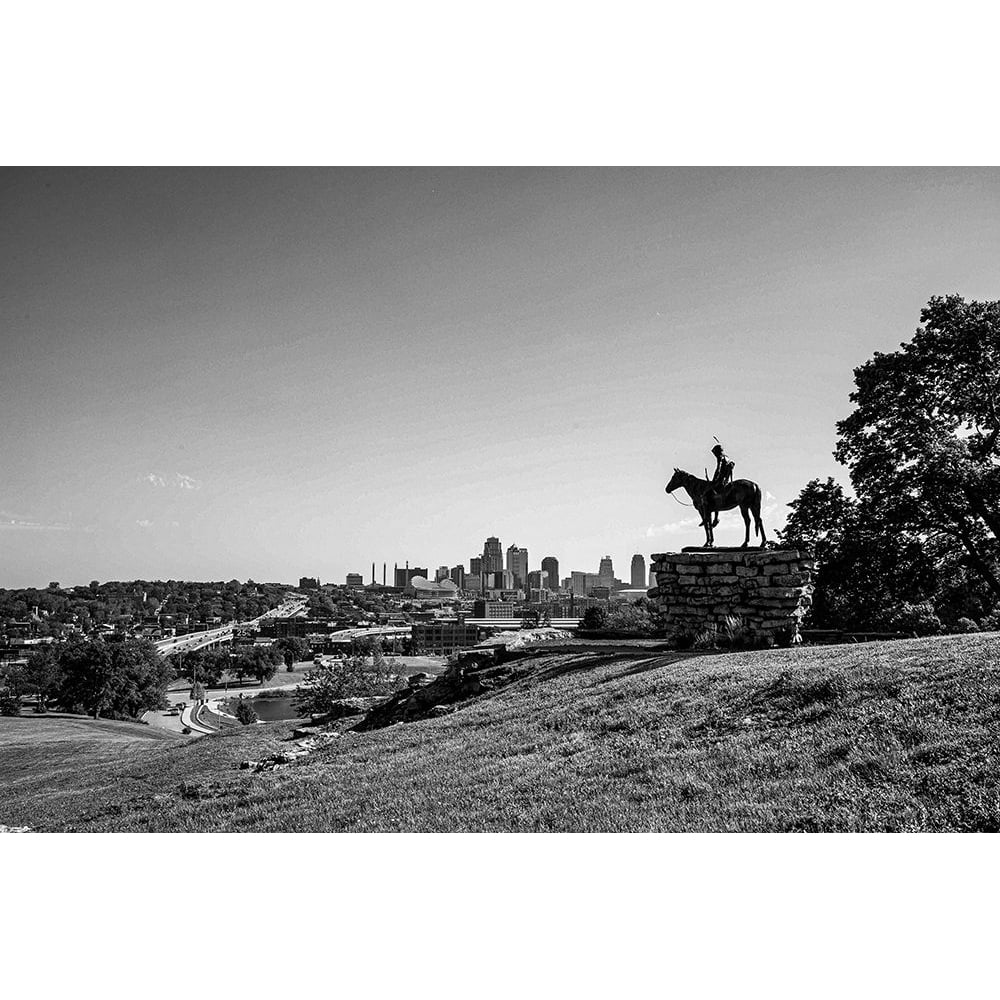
[665,467,766,548]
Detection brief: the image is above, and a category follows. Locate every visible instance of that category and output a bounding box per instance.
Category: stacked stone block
[647,548,815,642]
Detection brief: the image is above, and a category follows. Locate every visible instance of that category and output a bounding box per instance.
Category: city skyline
[3,167,999,588]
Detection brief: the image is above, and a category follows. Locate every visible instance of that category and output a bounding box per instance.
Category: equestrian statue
[665,441,766,548]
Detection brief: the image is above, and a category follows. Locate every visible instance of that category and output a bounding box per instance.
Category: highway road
[152,597,308,656]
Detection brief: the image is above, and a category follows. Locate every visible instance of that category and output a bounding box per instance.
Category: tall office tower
[541,557,559,594]
[570,571,588,595]
[483,536,503,574]
[631,554,646,589]
[526,569,548,590]
[506,544,528,587]
[469,556,483,575]
[435,565,450,582]
[598,555,615,589]
[450,565,466,588]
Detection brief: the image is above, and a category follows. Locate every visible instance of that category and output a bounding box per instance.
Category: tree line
[0,635,319,719]
[0,579,291,637]
[1,638,172,719]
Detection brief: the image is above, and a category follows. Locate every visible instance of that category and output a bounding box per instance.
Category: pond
[245,695,304,722]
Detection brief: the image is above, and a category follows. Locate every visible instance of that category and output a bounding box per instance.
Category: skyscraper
[598,555,614,589]
[469,556,483,576]
[541,556,559,594]
[631,554,646,589]
[450,565,466,588]
[506,543,528,588]
[483,536,503,574]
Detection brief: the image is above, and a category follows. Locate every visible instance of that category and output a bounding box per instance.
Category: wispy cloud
[140,472,203,491]
[647,502,782,540]
[136,519,153,529]
[0,513,71,532]
[646,517,701,538]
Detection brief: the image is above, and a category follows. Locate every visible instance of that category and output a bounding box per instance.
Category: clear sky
[2,167,998,588]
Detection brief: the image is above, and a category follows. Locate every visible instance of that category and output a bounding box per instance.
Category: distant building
[486,570,514,591]
[411,622,482,655]
[649,567,656,588]
[570,571,603,595]
[345,573,364,588]
[299,576,320,589]
[260,618,317,639]
[403,576,460,600]
[526,569,548,590]
[541,557,559,594]
[473,600,517,619]
[450,565,466,588]
[435,565,450,582]
[483,536,503,574]
[506,544,528,588]
[631,554,646,589]
[598,556,614,589]
[612,588,649,603]
[394,566,428,588]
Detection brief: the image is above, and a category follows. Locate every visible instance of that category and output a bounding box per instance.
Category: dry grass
[2,634,998,832]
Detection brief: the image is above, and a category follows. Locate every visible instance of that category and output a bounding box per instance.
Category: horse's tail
[754,483,764,538]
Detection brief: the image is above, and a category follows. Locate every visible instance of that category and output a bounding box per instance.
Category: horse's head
[665,467,684,494]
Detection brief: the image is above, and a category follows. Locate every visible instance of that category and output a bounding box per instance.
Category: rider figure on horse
[710,442,734,491]
[701,441,734,527]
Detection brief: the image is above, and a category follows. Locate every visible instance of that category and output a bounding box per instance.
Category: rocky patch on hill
[356,648,532,730]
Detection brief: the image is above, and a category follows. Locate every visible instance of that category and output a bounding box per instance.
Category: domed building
[403,576,460,600]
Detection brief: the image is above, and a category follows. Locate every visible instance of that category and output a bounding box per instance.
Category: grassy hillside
[2,634,998,832]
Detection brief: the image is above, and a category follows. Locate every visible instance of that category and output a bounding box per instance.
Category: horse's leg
[701,504,713,547]
[753,487,766,547]
[740,503,751,548]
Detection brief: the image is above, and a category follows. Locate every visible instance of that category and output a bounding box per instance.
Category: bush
[294,650,404,717]
[693,627,718,650]
[234,700,258,726]
[981,611,1000,632]
[0,689,22,716]
[580,607,608,631]
[887,602,943,636]
[952,617,980,634]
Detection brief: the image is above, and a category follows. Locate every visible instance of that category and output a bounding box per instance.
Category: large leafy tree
[835,295,1000,598]
[57,639,172,720]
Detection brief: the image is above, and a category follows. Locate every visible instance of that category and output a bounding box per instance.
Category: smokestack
[372,562,375,584]
[383,563,386,586]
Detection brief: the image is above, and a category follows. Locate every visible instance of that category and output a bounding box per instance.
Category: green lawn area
[2,634,998,832]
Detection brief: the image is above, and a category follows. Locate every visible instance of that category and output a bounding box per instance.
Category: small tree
[234,700,258,726]
[273,636,310,667]
[24,645,62,712]
[580,606,608,631]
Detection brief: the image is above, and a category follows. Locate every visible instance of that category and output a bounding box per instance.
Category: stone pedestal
[647,548,815,642]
